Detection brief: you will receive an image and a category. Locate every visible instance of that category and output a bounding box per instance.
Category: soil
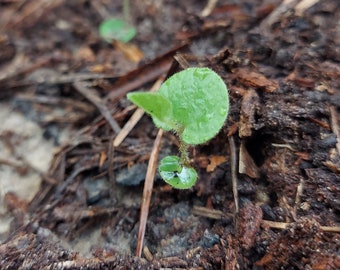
[0,0,339,269]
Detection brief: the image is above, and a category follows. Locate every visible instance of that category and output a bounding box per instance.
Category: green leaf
[159,156,197,189]
[127,92,176,131]
[158,67,229,145]
[99,18,136,43]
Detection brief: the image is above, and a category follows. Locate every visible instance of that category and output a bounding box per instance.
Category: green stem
[179,141,190,167]
[123,0,131,24]
[176,125,190,167]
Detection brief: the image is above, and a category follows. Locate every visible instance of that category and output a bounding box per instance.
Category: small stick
[113,77,164,147]
[192,206,233,220]
[294,178,304,217]
[228,135,239,214]
[295,0,320,16]
[329,106,340,156]
[73,81,121,134]
[173,54,190,69]
[201,0,218,17]
[136,129,163,257]
[108,135,116,202]
[259,0,299,36]
[262,220,340,233]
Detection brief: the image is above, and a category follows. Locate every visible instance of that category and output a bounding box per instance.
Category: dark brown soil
[0,0,339,269]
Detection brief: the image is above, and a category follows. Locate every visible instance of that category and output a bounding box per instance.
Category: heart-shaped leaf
[99,18,136,43]
[157,67,229,145]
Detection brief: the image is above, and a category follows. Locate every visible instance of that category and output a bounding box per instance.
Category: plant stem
[177,127,190,167]
[176,125,191,167]
[179,140,190,167]
[123,0,131,24]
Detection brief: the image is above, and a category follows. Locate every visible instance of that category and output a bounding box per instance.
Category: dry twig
[192,206,233,219]
[73,81,121,134]
[201,0,218,17]
[262,220,340,233]
[136,129,163,257]
[228,136,239,214]
[258,0,300,36]
[108,135,116,202]
[295,0,320,16]
[330,106,340,156]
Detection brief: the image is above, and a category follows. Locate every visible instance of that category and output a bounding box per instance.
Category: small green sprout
[99,0,136,43]
[127,67,229,189]
[99,18,136,43]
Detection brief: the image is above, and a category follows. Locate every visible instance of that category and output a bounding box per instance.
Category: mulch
[0,0,339,269]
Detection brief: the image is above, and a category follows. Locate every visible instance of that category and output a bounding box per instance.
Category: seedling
[99,18,136,43]
[99,0,136,43]
[127,67,229,189]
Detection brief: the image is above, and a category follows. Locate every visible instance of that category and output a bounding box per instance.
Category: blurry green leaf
[99,18,136,43]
